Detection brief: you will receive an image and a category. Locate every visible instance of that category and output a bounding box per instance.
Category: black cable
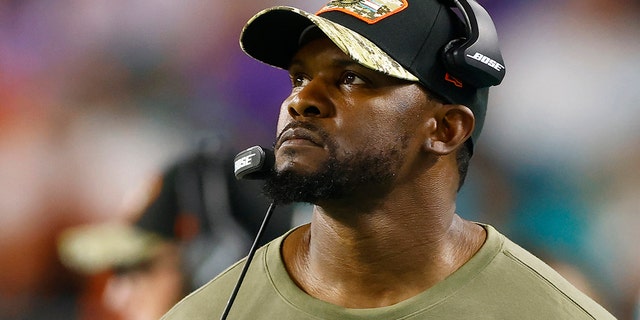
[219,202,277,320]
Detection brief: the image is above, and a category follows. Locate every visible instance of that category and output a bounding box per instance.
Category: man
[162,1,615,319]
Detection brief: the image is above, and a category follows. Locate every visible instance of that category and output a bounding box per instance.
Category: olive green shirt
[162,225,615,319]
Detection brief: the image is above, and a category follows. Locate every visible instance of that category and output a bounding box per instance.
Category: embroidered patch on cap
[317,0,408,24]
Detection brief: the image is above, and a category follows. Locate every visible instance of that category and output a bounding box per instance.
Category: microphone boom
[221,146,277,319]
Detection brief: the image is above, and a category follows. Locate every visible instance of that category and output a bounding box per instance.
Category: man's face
[264,36,433,205]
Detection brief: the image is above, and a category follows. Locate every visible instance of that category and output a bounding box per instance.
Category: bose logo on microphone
[466,52,504,72]
[234,146,273,180]
[235,154,256,172]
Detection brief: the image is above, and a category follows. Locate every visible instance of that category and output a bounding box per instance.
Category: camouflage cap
[240,0,499,150]
[243,5,419,83]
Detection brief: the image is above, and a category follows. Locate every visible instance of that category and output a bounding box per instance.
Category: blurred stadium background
[0,0,638,319]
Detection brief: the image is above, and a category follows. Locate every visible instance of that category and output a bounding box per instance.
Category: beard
[263,134,407,205]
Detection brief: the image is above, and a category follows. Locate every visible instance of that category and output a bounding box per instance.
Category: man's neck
[281,206,486,308]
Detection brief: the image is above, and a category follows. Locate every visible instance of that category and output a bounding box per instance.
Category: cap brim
[58,223,163,274]
[240,6,418,82]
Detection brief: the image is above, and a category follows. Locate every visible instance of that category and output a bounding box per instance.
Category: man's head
[239,0,504,203]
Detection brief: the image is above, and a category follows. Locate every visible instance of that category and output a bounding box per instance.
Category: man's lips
[276,128,324,150]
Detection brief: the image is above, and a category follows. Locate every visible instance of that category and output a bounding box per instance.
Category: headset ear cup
[442,38,466,73]
[442,0,505,87]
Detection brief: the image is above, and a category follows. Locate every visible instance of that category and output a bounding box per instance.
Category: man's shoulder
[475,225,616,319]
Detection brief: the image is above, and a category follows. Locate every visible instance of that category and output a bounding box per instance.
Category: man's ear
[424,104,474,155]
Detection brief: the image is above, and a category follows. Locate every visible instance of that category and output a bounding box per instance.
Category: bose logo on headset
[233,146,275,180]
[441,0,506,88]
[466,52,504,72]
[235,153,255,172]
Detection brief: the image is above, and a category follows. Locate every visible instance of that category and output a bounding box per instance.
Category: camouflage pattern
[247,6,419,82]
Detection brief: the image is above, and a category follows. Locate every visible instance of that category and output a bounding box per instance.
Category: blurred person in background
[58,140,295,320]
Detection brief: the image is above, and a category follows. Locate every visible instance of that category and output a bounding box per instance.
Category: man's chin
[276,147,328,174]
[275,162,320,178]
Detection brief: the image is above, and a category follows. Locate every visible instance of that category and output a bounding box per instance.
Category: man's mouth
[276,127,323,149]
[275,122,326,150]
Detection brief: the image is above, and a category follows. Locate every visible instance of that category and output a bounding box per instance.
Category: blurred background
[0,0,638,319]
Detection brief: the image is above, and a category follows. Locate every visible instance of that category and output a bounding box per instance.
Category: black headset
[441,0,505,88]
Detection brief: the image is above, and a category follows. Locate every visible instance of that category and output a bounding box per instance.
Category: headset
[440,0,505,88]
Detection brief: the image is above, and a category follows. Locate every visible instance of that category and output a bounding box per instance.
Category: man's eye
[341,72,366,85]
[291,74,309,87]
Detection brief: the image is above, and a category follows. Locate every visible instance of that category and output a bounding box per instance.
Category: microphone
[221,146,276,320]
[234,146,275,180]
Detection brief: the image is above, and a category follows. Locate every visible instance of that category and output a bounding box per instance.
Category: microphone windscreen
[233,146,275,180]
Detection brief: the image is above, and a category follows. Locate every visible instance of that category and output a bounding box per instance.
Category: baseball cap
[240,0,501,149]
[57,162,198,274]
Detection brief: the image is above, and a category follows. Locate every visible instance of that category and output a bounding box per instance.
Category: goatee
[263,143,404,205]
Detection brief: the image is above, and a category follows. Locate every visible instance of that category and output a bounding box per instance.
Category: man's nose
[287,79,334,118]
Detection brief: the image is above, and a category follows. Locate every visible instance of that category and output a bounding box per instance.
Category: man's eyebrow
[288,58,305,71]
[332,58,361,69]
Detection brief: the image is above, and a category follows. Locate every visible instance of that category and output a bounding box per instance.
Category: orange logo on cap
[445,73,463,88]
[317,0,408,24]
